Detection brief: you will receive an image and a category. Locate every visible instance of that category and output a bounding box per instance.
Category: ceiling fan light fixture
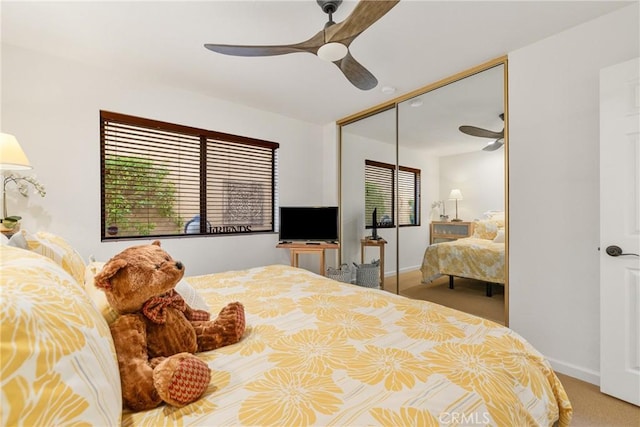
[317,42,348,62]
[483,138,504,152]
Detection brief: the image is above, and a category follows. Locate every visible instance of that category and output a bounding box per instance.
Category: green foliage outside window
[104,156,183,236]
[365,181,388,226]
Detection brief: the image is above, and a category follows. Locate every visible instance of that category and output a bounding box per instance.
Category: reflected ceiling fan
[204,0,399,90]
[459,113,505,151]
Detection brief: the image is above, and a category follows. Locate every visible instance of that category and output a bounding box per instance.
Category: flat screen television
[371,207,378,239]
[279,206,339,242]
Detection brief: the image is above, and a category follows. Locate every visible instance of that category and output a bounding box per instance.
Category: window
[100,111,279,240]
[398,166,420,226]
[365,160,420,228]
[365,160,394,228]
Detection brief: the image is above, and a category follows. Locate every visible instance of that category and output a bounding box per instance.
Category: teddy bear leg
[192,302,246,352]
[111,314,164,411]
[153,352,211,407]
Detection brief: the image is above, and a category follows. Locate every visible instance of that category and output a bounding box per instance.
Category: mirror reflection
[341,107,399,295]
[339,62,506,324]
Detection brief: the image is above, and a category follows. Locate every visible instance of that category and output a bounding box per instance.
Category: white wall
[1,44,328,276]
[399,145,437,272]
[508,3,639,384]
[439,149,505,221]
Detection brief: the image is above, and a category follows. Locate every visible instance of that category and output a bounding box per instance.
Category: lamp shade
[448,189,463,200]
[317,42,348,62]
[0,133,32,170]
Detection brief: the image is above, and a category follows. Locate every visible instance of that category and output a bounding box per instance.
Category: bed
[1,230,571,426]
[421,218,506,295]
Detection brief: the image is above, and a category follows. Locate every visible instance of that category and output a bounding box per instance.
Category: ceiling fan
[204,0,399,91]
[459,113,505,151]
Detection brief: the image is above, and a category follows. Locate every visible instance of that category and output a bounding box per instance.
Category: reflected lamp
[448,189,463,222]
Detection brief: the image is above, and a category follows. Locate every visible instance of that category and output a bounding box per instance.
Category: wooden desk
[277,242,339,276]
[360,238,386,286]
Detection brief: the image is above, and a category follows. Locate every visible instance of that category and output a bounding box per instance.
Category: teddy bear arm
[111,314,162,411]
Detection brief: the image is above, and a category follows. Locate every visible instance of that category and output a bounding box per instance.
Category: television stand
[361,238,387,287]
[276,242,339,276]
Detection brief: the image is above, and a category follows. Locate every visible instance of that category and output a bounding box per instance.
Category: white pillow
[7,231,27,249]
[493,228,505,243]
[484,210,505,220]
[176,279,210,312]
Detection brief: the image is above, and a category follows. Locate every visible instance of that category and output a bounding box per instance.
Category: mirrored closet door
[338,58,508,325]
[340,107,399,295]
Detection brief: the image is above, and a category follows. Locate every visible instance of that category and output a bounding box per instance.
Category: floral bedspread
[421,237,505,284]
[123,264,570,426]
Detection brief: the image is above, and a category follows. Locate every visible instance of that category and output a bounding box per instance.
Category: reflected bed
[421,219,506,294]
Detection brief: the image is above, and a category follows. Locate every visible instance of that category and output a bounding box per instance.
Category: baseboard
[382,265,420,278]
[397,265,421,275]
[546,356,600,386]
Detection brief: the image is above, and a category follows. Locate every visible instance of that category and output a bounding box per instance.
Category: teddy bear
[94,240,245,411]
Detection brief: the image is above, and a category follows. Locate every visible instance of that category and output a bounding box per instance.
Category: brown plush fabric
[192,302,246,352]
[94,241,245,411]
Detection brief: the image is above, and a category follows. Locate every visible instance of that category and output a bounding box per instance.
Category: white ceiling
[344,62,505,154]
[1,0,632,126]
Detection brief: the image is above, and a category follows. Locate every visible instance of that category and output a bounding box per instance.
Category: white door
[600,57,640,406]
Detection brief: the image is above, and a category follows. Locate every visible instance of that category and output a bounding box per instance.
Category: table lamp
[449,189,463,222]
[0,133,32,171]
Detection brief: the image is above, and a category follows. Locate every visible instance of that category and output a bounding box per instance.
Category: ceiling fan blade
[334,51,378,90]
[459,125,504,139]
[482,139,504,151]
[205,31,325,57]
[326,0,400,44]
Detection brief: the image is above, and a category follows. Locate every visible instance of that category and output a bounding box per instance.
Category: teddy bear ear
[94,258,128,290]
[152,240,161,247]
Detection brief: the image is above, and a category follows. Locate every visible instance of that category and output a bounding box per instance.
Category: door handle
[605,245,640,257]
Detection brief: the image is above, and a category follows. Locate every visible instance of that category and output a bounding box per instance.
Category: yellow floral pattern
[140,265,574,426]
[371,407,440,427]
[1,246,121,426]
[421,236,505,284]
[472,219,502,240]
[239,369,343,426]
[346,345,432,391]
[269,329,353,374]
[119,264,571,426]
[3,253,571,426]
[396,309,466,342]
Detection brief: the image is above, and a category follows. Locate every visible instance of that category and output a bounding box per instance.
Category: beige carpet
[388,270,505,325]
[555,372,640,426]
